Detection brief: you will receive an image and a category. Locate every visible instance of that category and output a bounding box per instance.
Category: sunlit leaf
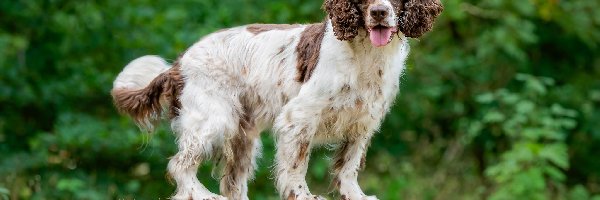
[539,144,569,169]
[484,111,506,123]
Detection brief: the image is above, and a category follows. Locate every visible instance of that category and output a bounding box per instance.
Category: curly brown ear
[400,0,444,38]
[323,0,362,41]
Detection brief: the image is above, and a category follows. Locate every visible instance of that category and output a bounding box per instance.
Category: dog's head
[324,0,443,46]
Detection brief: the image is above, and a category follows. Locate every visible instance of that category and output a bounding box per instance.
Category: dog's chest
[318,62,400,138]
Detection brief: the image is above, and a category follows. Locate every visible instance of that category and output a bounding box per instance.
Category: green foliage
[0,187,9,200]
[469,74,576,199]
[1,0,599,199]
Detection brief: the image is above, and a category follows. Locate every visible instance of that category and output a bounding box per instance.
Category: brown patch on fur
[220,126,257,198]
[295,23,326,83]
[332,142,351,174]
[323,0,362,41]
[359,140,372,170]
[378,69,383,77]
[400,0,444,38]
[293,142,310,169]
[167,61,184,117]
[239,92,260,139]
[355,98,364,108]
[298,142,309,162]
[287,190,297,200]
[341,194,349,200]
[359,152,367,170]
[247,24,301,35]
[341,84,351,93]
[331,177,341,191]
[111,58,184,130]
[239,106,255,134]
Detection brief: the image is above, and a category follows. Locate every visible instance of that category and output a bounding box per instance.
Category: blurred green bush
[1,0,599,199]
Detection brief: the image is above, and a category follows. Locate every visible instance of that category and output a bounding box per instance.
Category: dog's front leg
[332,136,377,200]
[273,100,326,200]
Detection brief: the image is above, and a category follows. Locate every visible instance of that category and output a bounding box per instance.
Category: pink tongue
[369,27,393,47]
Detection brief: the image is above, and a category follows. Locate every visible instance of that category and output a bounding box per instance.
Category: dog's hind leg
[220,127,261,200]
[168,83,239,200]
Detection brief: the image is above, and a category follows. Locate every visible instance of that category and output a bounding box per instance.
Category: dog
[111,0,442,199]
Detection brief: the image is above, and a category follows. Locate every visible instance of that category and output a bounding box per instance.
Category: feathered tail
[111,55,183,131]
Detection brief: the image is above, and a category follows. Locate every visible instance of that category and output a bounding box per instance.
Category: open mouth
[367,25,398,47]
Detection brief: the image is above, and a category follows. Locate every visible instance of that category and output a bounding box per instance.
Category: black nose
[370,5,389,21]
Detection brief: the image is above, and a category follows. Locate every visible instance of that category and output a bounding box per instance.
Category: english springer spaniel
[111,0,443,199]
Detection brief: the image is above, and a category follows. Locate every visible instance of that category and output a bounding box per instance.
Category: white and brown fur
[111,0,442,199]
